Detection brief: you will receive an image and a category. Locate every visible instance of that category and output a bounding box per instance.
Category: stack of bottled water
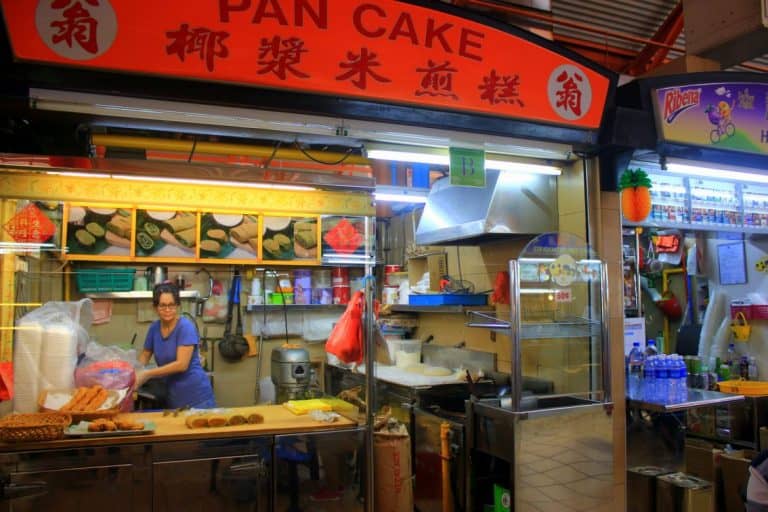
[641,354,688,403]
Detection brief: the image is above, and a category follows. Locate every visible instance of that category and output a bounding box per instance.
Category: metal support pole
[364,216,376,512]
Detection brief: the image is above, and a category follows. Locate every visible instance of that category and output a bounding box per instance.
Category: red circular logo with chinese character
[35,0,117,61]
[547,64,593,121]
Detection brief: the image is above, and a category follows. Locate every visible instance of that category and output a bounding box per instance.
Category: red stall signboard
[0,0,610,129]
[3,203,56,244]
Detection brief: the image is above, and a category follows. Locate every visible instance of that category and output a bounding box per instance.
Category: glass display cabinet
[466,232,614,511]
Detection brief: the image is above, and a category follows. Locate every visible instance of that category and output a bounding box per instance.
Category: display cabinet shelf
[467,311,601,339]
[85,290,200,299]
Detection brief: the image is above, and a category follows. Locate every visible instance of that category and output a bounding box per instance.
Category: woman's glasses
[157,303,178,310]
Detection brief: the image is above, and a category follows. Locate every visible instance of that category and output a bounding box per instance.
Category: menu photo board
[321,216,370,263]
[134,209,198,259]
[199,212,259,261]
[3,201,62,253]
[64,204,132,259]
[262,216,319,262]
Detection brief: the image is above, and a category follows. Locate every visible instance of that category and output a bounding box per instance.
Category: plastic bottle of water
[655,354,669,403]
[669,355,687,402]
[645,339,659,358]
[627,342,644,398]
[643,355,656,401]
[749,357,759,381]
[725,343,737,373]
[677,355,688,400]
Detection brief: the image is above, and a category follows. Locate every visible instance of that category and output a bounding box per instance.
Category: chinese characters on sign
[50,0,100,54]
[547,64,593,121]
[166,24,230,72]
[3,204,57,244]
[35,0,116,60]
[10,0,609,127]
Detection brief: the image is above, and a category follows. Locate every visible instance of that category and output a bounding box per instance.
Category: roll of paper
[13,322,43,413]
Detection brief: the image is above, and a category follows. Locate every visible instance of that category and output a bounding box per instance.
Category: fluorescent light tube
[112,174,317,191]
[44,170,316,191]
[367,144,561,176]
[374,185,429,203]
[665,161,768,184]
[366,149,448,166]
[486,159,561,175]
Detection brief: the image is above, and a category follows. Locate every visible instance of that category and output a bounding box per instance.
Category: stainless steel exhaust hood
[415,170,557,245]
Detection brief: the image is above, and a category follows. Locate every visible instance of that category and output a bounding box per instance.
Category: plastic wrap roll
[13,322,43,413]
[40,323,77,391]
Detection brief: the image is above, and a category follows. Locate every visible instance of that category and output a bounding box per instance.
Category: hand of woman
[135,369,150,389]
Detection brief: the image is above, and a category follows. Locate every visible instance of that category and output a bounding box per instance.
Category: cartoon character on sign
[549,254,578,287]
[35,0,117,60]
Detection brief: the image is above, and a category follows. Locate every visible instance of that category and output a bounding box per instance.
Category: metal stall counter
[0,405,363,511]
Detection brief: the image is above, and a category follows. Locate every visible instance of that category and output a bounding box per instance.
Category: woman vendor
[136,283,215,409]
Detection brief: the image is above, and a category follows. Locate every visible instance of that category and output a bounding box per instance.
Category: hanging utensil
[218,270,248,362]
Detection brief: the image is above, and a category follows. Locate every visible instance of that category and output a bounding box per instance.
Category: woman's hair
[152,282,180,306]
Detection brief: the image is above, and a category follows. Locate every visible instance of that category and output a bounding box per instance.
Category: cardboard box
[720,450,757,512]
[407,252,447,292]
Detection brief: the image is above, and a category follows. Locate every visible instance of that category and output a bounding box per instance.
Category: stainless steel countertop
[626,387,745,413]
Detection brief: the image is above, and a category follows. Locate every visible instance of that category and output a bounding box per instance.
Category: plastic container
[270,292,294,305]
[387,339,422,368]
[314,269,332,288]
[333,285,350,305]
[408,294,487,306]
[293,269,312,305]
[311,288,332,305]
[76,268,136,292]
[718,380,768,396]
[332,267,349,286]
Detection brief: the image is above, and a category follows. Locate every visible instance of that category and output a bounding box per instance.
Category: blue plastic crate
[76,268,136,292]
[408,293,488,306]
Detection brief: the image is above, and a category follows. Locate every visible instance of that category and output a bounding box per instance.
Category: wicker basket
[0,413,71,442]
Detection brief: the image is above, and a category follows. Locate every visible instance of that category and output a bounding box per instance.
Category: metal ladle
[194,267,214,316]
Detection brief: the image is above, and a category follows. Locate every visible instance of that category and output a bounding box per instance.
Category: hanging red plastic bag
[326,290,365,364]
[490,271,510,305]
[0,362,13,401]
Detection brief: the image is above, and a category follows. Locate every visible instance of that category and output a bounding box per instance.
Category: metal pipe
[600,262,611,403]
[509,260,521,411]
[91,134,371,165]
[364,216,376,512]
[440,421,454,512]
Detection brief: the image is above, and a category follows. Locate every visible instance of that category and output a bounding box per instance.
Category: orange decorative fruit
[619,169,652,223]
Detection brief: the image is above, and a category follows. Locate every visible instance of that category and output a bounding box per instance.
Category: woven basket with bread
[0,412,72,442]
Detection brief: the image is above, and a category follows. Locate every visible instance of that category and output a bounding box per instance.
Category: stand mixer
[270,345,311,403]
